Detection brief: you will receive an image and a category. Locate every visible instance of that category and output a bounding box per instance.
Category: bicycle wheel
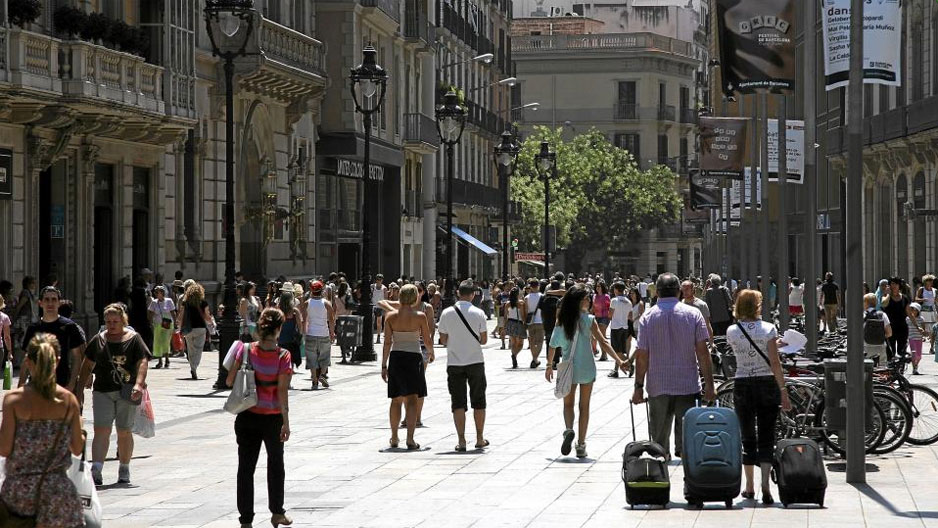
[869,388,913,455]
[814,399,886,455]
[904,384,938,445]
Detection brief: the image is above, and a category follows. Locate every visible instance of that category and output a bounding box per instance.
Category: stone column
[173,137,188,263]
[188,133,206,261]
[78,143,99,322]
[421,52,437,280]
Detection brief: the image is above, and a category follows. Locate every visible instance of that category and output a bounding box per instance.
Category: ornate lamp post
[349,46,388,362]
[204,0,257,389]
[493,131,520,279]
[535,141,556,278]
[435,91,467,308]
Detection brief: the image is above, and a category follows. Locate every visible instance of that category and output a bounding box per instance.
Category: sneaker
[561,429,575,456]
[91,466,103,486]
[913,370,922,375]
[190,369,197,380]
[311,381,319,390]
[319,376,330,388]
[575,443,588,459]
[118,465,130,484]
[607,369,619,378]
[530,360,541,369]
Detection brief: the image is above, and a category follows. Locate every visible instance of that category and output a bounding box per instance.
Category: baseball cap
[310,280,324,293]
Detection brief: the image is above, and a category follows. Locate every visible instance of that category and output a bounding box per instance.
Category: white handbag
[67,447,103,528]
[554,325,581,399]
[224,344,258,414]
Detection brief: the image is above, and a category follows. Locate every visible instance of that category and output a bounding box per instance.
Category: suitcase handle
[629,401,652,442]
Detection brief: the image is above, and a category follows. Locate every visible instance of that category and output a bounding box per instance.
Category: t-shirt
[821,281,840,305]
[438,301,487,366]
[726,320,777,379]
[22,316,86,388]
[526,292,543,324]
[908,316,925,341]
[84,331,151,393]
[148,298,176,326]
[541,292,560,331]
[235,343,293,415]
[638,281,649,298]
[184,300,209,329]
[704,286,733,323]
[592,294,610,319]
[686,297,710,320]
[609,296,633,330]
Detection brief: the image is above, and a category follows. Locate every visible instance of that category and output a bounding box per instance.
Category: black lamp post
[535,141,556,278]
[349,46,388,362]
[435,91,467,308]
[494,131,519,280]
[204,0,256,390]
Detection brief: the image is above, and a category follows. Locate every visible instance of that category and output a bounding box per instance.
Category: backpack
[863,310,886,345]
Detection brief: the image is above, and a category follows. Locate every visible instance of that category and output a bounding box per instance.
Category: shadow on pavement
[852,483,938,519]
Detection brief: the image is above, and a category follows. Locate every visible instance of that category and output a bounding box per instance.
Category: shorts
[610,327,629,357]
[789,305,804,316]
[447,363,487,411]
[527,323,545,352]
[303,335,332,369]
[596,317,611,326]
[92,390,137,430]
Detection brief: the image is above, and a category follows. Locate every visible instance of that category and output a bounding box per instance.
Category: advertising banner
[716,0,797,94]
[767,119,804,183]
[699,117,749,178]
[0,149,10,199]
[690,170,723,210]
[822,0,902,90]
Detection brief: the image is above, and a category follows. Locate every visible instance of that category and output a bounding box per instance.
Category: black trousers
[733,376,780,466]
[711,320,732,337]
[235,411,286,523]
[888,330,909,361]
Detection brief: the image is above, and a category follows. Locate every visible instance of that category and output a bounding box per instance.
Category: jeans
[733,376,780,465]
[648,393,697,456]
[235,411,286,523]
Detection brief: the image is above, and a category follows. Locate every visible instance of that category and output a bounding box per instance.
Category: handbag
[554,323,582,399]
[98,333,142,406]
[67,440,103,528]
[224,343,258,414]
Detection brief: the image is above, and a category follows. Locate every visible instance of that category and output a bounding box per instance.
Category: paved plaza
[82,320,938,528]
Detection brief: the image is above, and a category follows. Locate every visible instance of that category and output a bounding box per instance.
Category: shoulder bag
[525,297,541,325]
[554,322,582,399]
[98,333,142,406]
[737,323,772,368]
[224,343,258,414]
[453,305,480,343]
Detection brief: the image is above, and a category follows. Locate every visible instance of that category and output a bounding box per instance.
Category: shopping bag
[171,331,184,352]
[67,447,103,528]
[3,361,11,390]
[131,390,156,439]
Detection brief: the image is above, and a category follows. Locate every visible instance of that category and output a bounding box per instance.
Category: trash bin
[337,315,368,362]
[823,358,874,431]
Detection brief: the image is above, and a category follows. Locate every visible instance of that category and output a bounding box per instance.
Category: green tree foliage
[509,126,682,268]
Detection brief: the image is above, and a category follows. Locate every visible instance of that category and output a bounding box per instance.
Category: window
[614,133,640,160]
[616,81,636,118]
[657,134,669,163]
[293,0,305,32]
[679,86,690,111]
[679,137,688,171]
[658,83,667,108]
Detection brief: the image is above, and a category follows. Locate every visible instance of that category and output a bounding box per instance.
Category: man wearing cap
[301,280,336,390]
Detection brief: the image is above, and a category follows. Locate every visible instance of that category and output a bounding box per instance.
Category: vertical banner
[716,0,797,94]
[822,0,902,90]
[690,169,723,209]
[767,119,805,183]
[699,117,749,178]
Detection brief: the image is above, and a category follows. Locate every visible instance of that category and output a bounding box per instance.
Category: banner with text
[822,0,902,90]
[690,170,723,210]
[716,0,797,94]
[699,117,749,178]
[767,119,804,183]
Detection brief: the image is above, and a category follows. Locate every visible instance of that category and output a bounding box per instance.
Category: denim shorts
[304,336,332,369]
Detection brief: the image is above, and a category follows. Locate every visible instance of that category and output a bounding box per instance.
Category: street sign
[515,252,544,262]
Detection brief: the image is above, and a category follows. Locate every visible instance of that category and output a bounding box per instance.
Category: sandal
[474,439,490,449]
[389,438,399,449]
[455,444,467,452]
[741,491,755,500]
[406,442,421,451]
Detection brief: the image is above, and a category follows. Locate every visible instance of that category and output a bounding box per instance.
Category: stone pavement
[77,320,938,528]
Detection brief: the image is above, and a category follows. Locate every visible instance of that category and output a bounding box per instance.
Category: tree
[509,126,682,273]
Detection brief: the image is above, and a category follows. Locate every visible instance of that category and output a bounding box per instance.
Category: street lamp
[494,131,520,279]
[436,90,467,309]
[535,141,556,278]
[439,53,494,70]
[204,0,257,390]
[349,45,388,362]
[467,77,517,93]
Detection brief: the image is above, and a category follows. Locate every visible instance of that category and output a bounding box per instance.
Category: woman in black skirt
[381,284,434,450]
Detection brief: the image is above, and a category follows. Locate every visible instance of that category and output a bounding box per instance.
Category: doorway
[132,167,150,278]
[39,161,67,289]
[94,164,116,319]
[338,243,360,281]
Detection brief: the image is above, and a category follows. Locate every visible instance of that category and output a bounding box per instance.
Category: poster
[732,171,763,215]
[690,170,723,209]
[716,0,797,94]
[767,119,804,183]
[699,117,749,178]
[821,0,902,90]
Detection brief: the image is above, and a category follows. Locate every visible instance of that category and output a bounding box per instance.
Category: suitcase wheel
[783,503,789,508]
[725,500,733,509]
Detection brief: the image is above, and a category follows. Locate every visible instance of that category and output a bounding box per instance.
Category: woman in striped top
[227,307,294,528]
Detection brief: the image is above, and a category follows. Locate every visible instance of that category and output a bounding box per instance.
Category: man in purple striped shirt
[631,273,715,459]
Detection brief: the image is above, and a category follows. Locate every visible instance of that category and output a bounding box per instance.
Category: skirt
[922,308,936,324]
[152,323,172,358]
[387,350,427,398]
[506,319,527,338]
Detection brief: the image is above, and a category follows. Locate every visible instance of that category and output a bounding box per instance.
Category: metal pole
[739,103,748,286]
[544,169,550,277]
[446,142,455,305]
[845,0,866,484]
[805,0,819,357]
[778,96,789,329]
[355,112,376,361]
[750,94,759,291]
[502,163,510,279]
[760,91,771,319]
[215,56,240,389]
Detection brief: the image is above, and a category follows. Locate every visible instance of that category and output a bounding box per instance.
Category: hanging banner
[690,170,723,210]
[767,119,804,183]
[716,0,797,94]
[732,172,763,214]
[699,117,749,179]
[821,0,902,90]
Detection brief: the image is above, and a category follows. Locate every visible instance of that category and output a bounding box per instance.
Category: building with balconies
[0,0,327,325]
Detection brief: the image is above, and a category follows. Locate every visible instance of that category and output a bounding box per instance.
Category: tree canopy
[509,126,682,269]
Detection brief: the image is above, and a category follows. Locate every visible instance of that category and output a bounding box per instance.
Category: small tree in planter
[53,5,87,39]
[105,19,132,51]
[81,12,110,43]
[8,0,42,28]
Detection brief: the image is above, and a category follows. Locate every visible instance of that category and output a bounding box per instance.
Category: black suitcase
[773,438,827,508]
[622,402,670,508]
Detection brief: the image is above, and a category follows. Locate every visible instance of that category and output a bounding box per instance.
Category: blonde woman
[176,282,211,379]
[77,303,150,486]
[0,333,85,527]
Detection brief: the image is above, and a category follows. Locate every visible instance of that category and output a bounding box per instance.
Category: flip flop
[406,442,421,451]
[389,438,399,449]
[455,444,467,452]
[474,440,490,450]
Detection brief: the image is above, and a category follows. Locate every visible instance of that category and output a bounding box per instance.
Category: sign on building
[699,117,749,178]
[716,0,797,93]
[822,0,902,90]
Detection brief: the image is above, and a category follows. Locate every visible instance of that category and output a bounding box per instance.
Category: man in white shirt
[438,280,489,451]
[301,281,335,390]
[372,274,387,344]
[638,276,650,301]
[607,281,633,378]
[524,279,544,369]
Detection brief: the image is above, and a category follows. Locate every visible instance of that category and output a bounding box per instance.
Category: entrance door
[338,243,360,281]
[132,167,150,277]
[94,165,115,320]
[39,162,67,288]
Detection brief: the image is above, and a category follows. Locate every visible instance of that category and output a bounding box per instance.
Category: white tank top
[305,298,329,337]
[508,306,522,321]
[923,288,935,308]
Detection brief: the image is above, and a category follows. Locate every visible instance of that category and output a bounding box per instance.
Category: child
[908,303,927,374]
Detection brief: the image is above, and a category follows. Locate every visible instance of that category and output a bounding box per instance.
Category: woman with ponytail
[0,333,84,527]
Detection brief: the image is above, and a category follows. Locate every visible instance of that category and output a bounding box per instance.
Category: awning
[451,226,498,256]
[518,260,545,268]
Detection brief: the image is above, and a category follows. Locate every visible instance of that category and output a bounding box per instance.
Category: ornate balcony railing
[362,0,401,23]
[62,40,164,113]
[403,113,440,149]
[614,103,638,120]
[260,18,326,77]
[680,107,697,124]
[404,0,431,43]
[658,105,676,121]
[512,32,693,57]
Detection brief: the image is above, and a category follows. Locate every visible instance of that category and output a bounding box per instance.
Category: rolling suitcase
[772,438,827,508]
[622,402,670,508]
[682,403,741,509]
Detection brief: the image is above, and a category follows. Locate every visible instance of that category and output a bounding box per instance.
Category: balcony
[657,105,676,122]
[362,0,401,23]
[679,107,697,124]
[450,179,501,210]
[259,18,326,79]
[657,157,678,171]
[61,40,164,114]
[404,1,432,44]
[403,113,440,153]
[512,32,693,57]
[614,103,638,120]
